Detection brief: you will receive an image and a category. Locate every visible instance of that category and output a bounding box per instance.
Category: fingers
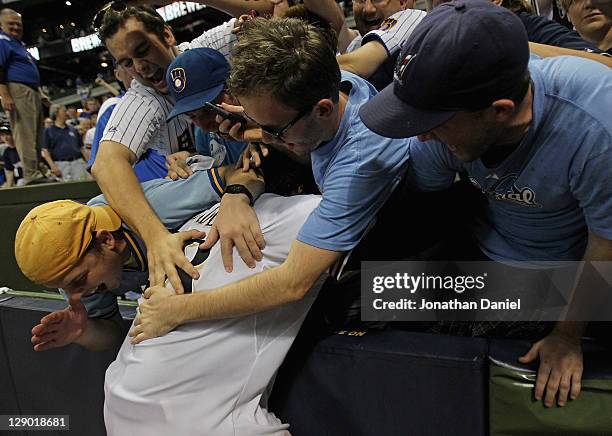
[228,121,243,141]
[518,343,540,364]
[569,369,582,401]
[219,102,244,113]
[221,236,235,272]
[33,340,59,352]
[534,362,551,402]
[241,152,251,172]
[556,371,572,406]
[201,225,219,249]
[251,222,266,250]
[148,260,164,288]
[164,266,185,295]
[234,235,257,269]
[543,368,561,407]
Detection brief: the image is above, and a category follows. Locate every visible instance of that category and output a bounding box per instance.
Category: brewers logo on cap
[171,67,186,93]
[380,17,398,31]
[394,53,417,85]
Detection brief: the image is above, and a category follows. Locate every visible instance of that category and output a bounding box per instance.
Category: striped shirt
[361,9,426,55]
[101,19,237,159]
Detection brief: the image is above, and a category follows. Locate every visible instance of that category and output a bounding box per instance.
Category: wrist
[223,184,254,206]
[551,321,586,342]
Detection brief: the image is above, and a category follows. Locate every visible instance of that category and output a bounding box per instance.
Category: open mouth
[145,69,166,88]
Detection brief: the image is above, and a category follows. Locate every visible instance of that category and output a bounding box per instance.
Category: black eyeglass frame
[240,103,313,142]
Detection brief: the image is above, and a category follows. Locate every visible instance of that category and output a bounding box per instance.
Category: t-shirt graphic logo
[473,173,540,207]
[171,67,186,93]
[394,53,417,85]
[380,17,398,31]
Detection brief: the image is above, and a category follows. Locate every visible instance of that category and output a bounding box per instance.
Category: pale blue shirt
[297,71,411,251]
[406,56,612,262]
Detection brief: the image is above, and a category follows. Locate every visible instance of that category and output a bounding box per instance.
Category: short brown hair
[97,6,168,44]
[227,17,341,112]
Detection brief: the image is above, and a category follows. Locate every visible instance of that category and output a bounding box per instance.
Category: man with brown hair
[128,18,411,347]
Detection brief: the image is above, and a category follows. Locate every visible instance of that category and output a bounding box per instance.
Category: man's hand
[217,102,263,143]
[51,165,62,178]
[30,296,88,351]
[166,150,192,180]
[129,285,180,344]
[1,93,15,112]
[519,332,583,407]
[201,194,265,272]
[146,229,205,293]
[238,142,269,171]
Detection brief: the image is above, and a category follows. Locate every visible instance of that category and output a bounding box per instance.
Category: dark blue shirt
[3,146,23,180]
[0,31,40,87]
[516,12,603,52]
[42,124,83,161]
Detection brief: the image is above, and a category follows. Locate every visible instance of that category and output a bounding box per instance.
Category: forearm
[337,41,389,78]
[100,81,119,96]
[302,0,345,33]
[176,262,311,323]
[529,42,612,68]
[92,142,168,241]
[41,148,57,168]
[74,314,124,351]
[199,0,273,16]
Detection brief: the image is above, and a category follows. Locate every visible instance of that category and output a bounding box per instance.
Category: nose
[133,58,151,76]
[363,0,377,14]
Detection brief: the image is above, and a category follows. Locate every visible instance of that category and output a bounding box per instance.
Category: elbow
[282,266,318,303]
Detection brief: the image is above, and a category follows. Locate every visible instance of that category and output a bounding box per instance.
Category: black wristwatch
[223,184,254,206]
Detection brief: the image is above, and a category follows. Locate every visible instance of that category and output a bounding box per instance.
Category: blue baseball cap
[359,0,530,138]
[166,48,230,121]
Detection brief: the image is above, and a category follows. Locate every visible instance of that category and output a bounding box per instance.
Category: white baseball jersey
[361,9,426,55]
[101,19,237,159]
[104,194,323,436]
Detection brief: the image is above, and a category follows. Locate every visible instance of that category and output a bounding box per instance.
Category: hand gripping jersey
[104,194,322,436]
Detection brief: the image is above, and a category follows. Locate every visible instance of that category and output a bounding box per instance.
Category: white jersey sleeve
[101,80,194,159]
[361,9,426,55]
[178,18,237,60]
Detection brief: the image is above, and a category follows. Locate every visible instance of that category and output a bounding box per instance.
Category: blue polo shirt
[42,124,84,161]
[0,31,40,87]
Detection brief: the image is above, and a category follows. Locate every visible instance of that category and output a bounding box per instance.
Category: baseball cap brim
[359,83,456,139]
[166,83,225,121]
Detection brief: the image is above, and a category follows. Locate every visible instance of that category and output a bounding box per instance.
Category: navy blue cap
[359,0,530,138]
[166,48,230,121]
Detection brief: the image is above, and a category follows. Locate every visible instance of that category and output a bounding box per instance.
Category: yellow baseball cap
[14,200,122,284]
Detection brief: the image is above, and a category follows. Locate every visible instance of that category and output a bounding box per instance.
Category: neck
[500,85,533,146]
[328,91,348,141]
[599,26,612,51]
[54,119,65,128]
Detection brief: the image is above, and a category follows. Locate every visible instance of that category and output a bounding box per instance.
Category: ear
[491,0,504,6]
[93,230,118,252]
[312,98,335,119]
[490,99,516,122]
[163,25,176,47]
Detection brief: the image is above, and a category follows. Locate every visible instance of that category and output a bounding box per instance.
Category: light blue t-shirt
[406,56,612,262]
[297,71,411,251]
[73,168,226,318]
[195,127,246,166]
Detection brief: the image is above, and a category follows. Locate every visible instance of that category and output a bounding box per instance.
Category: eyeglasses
[93,0,127,30]
[240,103,312,142]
